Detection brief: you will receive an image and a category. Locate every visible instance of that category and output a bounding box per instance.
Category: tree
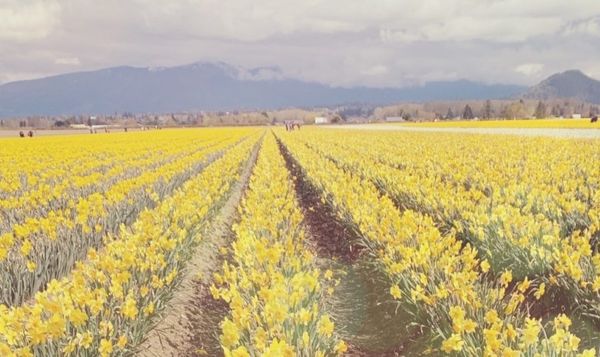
[330,114,343,123]
[462,104,474,119]
[503,101,527,119]
[534,101,547,119]
[483,100,493,119]
[446,107,455,119]
[551,104,561,117]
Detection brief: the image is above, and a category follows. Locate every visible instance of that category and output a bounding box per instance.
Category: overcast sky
[1,0,600,87]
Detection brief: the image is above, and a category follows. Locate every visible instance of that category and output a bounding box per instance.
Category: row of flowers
[277,129,595,356]
[1,130,246,306]
[294,129,600,333]
[0,132,259,356]
[211,133,345,356]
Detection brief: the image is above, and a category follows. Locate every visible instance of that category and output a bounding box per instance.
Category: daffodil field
[276,128,600,356]
[0,129,260,355]
[1,126,599,356]
[399,118,600,129]
[211,134,344,356]
[1,131,243,306]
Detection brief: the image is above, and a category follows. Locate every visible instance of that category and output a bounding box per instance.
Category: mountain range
[523,69,600,104]
[0,62,598,117]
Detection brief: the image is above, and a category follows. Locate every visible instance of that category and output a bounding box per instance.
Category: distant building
[314,116,329,124]
[572,114,582,119]
[70,124,89,129]
[385,116,406,122]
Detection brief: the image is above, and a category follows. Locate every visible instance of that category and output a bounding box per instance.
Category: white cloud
[422,17,562,43]
[515,63,544,77]
[379,28,422,43]
[381,16,563,44]
[54,57,81,65]
[562,17,600,37]
[0,1,60,41]
[1,0,600,87]
[361,65,388,76]
[78,0,600,44]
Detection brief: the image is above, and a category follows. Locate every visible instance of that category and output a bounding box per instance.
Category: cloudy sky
[1,0,600,87]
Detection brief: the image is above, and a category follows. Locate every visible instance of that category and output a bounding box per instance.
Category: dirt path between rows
[277,139,363,263]
[135,140,261,357]
[276,137,423,356]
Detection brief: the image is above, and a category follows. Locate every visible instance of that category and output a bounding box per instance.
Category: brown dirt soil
[277,138,363,262]
[134,140,260,357]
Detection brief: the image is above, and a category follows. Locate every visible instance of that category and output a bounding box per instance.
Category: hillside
[0,62,525,117]
[524,70,600,104]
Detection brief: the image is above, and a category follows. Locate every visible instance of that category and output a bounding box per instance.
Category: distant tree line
[2,99,599,129]
[373,99,599,121]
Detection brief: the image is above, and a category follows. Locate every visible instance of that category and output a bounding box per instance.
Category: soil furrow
[135,139,261,357]
[277,136,419,356]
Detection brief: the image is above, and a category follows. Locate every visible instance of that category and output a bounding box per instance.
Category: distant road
[0,128,144,138]
[0,129,91,138]
[327,125,600,139]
